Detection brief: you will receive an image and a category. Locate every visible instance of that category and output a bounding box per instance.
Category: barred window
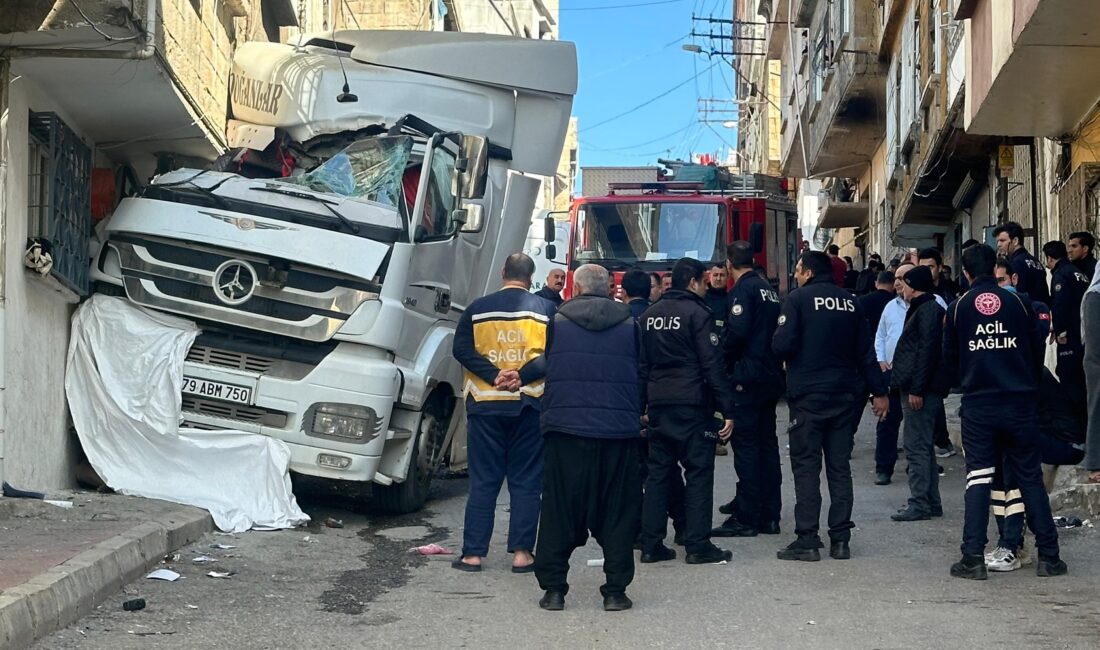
[26,112,92,296]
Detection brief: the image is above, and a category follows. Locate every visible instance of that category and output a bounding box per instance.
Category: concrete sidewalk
[0,491,212,649]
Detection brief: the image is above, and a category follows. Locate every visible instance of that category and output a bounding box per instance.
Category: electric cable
[562,0,687,11]
[579,60,719,133]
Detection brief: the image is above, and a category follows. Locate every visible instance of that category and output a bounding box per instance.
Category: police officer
[772,251,889,562]
[943,244,1066,580]
[712,241,784,537]
[639,257,735,565]
[994,221,1050,305]
[1044,240,1090,425]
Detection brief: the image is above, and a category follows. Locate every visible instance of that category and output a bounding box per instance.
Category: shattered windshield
[282,136,413,209]
[573,201,725,266]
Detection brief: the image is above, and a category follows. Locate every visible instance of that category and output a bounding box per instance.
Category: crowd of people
[447,221,1099,611]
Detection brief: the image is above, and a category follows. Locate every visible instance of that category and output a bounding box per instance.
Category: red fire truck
[546,177,803,299]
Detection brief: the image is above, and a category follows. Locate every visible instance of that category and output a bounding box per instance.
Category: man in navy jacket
[534,264,642,612]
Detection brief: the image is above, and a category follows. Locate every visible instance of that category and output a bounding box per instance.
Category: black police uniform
[1008,247,1051,306]
[714,270,784,535]
[1050,258,1090,423]
[704,287,728,331]
[639,289,736,557]
[943,278,1060,561]
[772,274,886,551]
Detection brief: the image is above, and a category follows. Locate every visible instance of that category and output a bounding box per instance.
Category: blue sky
[560,0,737,169]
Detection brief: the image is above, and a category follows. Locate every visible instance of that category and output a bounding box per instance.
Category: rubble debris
[409,543,453,556]
[44,499,74,508]
[1053,516,1084,528]
[206,571,234,579]
[192,555,218,564]
[2,481,45,499]
[324,517,345,529]
[146,569,181,582]
[123,598,147,611]
[210,543,236,550]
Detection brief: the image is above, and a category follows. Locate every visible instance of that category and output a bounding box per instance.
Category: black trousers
[642,405,715,554]
[959,400,1058,558]
[787,394,863,548]
[1057,339,1087,425]
[639,437,687,534]
[535,433,642,597]
[727,397,782,528]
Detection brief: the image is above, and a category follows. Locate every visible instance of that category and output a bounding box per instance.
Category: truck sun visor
[283,136,413,209]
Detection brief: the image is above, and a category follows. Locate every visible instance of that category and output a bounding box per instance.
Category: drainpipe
[0,58,9,485]
[2,0,157,60]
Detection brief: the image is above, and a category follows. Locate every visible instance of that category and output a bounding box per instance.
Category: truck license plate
[182,377,252,404]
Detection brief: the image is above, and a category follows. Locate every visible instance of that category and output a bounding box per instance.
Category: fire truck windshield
[573,201,724,268]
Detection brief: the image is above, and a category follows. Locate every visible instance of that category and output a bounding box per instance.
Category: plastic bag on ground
[65,295,309,533]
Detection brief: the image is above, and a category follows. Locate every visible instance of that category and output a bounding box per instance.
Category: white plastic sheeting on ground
[65,295,309,532]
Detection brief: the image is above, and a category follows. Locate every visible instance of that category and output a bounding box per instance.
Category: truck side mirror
[458,135,488,200]
[544,214,556,243]
[750,222,765,253]
[546,243,557,260]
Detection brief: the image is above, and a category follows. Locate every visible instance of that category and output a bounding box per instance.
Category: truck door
[405,136,462,322]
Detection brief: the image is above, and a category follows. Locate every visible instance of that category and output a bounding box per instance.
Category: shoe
[710,518,758,537]
[539,590,565,611]
[673,531,686,547]
[938,465,946,476]
[777,543,821,562]
[1036,555,1068,577]
[715,444,728,456]
[451,557,482,572]
[603,593,633,611]
[759,520,781,535]
[718,499,737,516]
[985,547,1021,572]
[640,545,677,564]
[891,507,930,522]
[935,443,958,458]
[950,555,988,580]
[829,541,851,560]
[685,544,733,564]
[875,472,892,486]
[930,506,943,518]
[1017,543,1033,567]
[512,562,536,574]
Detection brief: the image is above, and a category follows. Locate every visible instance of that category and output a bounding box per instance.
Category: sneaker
[718,500,737,516]
[603,593,633,611]
[891,507,930,522]
[986,547,1021,572]
[639,545,677,564]
[710,518,758,538]
[777,542,821,562]
[874,472,892,486]
[938,465,946,476]
[935,443,958,458]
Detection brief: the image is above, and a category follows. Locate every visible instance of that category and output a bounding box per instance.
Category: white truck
[91,31,577,512]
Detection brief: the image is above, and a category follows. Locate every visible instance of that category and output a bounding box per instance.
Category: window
[419,142,458,240]
[811,32,827,103]
[573,202,726,266]
[26,112,92,296]
[1088,179,1100,236]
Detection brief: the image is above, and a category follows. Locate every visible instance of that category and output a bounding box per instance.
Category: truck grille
[186,345,277,373]
[108,236,379,342]
[181,397,289,428]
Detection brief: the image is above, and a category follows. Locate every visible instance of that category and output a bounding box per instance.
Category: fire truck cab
[554,178,801,298]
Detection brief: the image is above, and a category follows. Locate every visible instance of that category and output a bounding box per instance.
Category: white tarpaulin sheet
[65,295,309,532]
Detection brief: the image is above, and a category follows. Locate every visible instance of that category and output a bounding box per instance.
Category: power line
[581,32,690,82]
[562,0,687,11]
[580,118,696,152]
[579,60,718,133]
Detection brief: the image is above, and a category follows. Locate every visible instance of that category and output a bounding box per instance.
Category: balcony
[962,0,1100,136]
[817,180,868,229]
[801,51,885,177]
[792,0,817,28]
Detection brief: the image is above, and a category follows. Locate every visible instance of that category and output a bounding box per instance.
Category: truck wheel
[374,400,447,514]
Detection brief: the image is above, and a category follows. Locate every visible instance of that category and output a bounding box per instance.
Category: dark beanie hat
[903,265,935,293]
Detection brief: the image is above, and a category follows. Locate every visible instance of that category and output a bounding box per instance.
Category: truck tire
[373,400,447,514]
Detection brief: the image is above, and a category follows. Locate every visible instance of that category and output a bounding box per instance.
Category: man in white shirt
[873,265,947,486]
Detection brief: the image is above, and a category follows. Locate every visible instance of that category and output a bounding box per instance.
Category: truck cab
[91,31,577,512]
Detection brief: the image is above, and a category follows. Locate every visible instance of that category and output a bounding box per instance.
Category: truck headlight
[308,403,380,443]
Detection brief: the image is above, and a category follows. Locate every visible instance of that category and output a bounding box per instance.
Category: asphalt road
[36,400,1100,649]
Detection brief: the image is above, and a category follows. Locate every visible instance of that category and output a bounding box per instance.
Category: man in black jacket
[639,257,735,565]
[1043,240,1090,426]
[712,241,784,538]
[995,221,1050,305]
[535,269,566,307]
[1068,231,1096,280]
[534,264,641,612]
[889,266,948,522]
[943,244,1065,580]
[772,251,889,562]
[857,270,895,334]
[621,269,652,321]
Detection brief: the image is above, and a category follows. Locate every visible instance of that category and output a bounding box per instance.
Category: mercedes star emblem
[212,260,258,305]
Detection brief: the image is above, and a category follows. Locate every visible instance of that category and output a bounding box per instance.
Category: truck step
[386,427,414,441]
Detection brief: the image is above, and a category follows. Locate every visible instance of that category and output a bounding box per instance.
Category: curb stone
[0,507,213,649]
